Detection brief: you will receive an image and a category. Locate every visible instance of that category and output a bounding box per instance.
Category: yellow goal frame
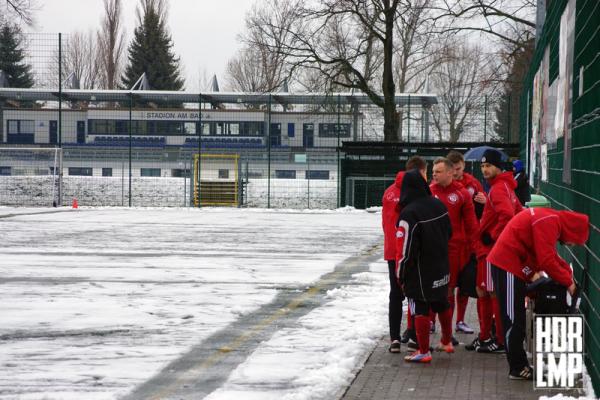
[193,153,239,207]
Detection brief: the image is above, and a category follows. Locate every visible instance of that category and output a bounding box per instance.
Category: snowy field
[0,177,337,209]
[0,207,388,399]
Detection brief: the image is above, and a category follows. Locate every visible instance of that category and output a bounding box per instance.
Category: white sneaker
[456,321,474,334]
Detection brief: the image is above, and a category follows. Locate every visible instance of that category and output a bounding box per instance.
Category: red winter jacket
[382,171,405,260]
[430,180,479,252]
[477,171,523,259]
[487,208,589,287]
[456,172,485,219]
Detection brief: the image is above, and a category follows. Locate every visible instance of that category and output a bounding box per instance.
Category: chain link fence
[1,32,518,209]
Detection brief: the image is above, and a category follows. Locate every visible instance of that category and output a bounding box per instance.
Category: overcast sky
[26,0,257,91]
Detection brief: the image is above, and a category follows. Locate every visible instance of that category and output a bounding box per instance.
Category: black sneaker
[509,366,534,380]
[465,337,481,351]
[400,329,412,344]
[476,338,502,353]
[389,340,401,353]
[407,338,419,350]
[406,339,434,352]
[451,336,459,346]
[491,342,506,353]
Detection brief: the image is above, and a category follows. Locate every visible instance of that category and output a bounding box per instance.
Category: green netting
[520,0,600,393]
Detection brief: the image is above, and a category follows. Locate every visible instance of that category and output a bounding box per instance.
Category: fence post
[484,95,488,142]
[307,152,310,209]
[267,94,272,209]
[507,94,512,143]
[407,95,411,144]
[58,33,62,148]
[337,94,341,208]
[197,94,202,208]
[128,94,132,207]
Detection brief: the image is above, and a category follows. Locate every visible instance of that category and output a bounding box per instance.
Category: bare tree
[3,0,38,26]
[430,41,496,142]
[433,0,536,50]
[244,0,408,142]
[226,0,297,93]
[48,30,100,90]
[97,0,125,89]
[392,0,443,140]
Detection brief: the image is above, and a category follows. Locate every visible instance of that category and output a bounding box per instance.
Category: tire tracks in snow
[121,242,382,400]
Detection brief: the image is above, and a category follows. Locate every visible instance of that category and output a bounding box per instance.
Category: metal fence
[0,32,519,209]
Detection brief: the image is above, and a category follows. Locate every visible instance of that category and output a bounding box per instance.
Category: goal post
[193,153,240,207]
[0,147,63,207]
[345,176,396,209]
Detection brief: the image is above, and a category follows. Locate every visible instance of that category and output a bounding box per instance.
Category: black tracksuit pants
[491,264,530,373]
[388,260,405,341]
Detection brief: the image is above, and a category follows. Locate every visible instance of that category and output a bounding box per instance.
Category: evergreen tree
[0,23,34,88]
[121,1,184,91]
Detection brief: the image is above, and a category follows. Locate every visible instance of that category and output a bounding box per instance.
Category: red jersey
[382,171,404,260]
[477,171,523,259]
[488,208,589,286]
[430,180,478,252]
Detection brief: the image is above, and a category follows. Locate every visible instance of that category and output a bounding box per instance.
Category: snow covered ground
[0,207,388,399]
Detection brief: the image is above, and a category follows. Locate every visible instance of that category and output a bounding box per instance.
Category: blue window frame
[306,170,329,180]
[275,170,296,179]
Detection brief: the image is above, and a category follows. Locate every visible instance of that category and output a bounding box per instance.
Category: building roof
[0,88,437,107]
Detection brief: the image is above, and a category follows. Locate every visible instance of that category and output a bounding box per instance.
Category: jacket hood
[394,171,404,188]
[557,210,589,244]
[489,171,517,190]
[400,169,431,206]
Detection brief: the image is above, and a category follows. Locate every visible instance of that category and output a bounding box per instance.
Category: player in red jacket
[470,149,523,353]
[447,150,486,334]
[430,157,479,339]
[381,156,427,352]
[382,171,405,352]
[487,208,589,380]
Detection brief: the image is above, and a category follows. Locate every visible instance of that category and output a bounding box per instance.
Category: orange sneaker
[404,351,432,363]
[435,341,455,353]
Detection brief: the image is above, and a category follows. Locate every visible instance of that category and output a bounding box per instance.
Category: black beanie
[481,149,504,170]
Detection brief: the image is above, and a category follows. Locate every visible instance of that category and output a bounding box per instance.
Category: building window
[275,170,296,179]
[306,170,330,180]
[184,122,196,135]
[0,166,11,176]
[218,169,229,179]
[287,123,295,138]
[69,167,93,176]
[7,120,35,134]
[318,123,351,138]
[141,168,161,177]
[102,168,113,177]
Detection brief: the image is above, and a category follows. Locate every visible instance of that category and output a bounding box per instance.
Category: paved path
[341,298,586,400]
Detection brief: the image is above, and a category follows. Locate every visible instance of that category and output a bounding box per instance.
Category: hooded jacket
[430,180,479,253]
[382,171,405,260]
[487,208,589,287]
[395,169,452,301]
[477,171,523,259]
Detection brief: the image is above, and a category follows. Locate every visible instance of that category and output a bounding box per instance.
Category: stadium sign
[534,315,584,389]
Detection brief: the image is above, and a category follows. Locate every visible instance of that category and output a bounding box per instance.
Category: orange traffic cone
[72,198,78,209]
